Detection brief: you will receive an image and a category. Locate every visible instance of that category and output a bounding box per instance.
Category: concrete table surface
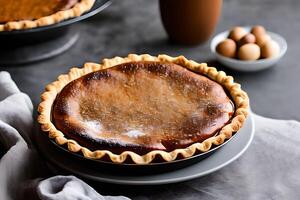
[0,0,299,198]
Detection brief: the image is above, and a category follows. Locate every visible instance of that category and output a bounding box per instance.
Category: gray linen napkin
[180,114,300,200]
[0,71,130,200]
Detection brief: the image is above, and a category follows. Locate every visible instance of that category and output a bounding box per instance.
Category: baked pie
[38,54,249,164]
[0,0,95,31]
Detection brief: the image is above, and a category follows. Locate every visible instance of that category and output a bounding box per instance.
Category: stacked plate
[35,114,254,185]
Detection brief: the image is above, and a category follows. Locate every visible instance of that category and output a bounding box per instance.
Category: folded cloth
[182,114,300,200]
[0,72,130,200]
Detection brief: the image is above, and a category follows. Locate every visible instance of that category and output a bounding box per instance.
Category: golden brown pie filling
[0,0,79,23]
[52,61,234,154]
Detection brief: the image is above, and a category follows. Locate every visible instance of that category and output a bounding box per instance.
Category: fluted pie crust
[0,0,95,31]
[38,54,249,164]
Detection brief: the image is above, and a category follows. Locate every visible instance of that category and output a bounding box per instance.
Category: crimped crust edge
[37,54,249,164]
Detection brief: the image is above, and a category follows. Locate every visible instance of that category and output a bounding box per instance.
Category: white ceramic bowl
[210,27,287,72]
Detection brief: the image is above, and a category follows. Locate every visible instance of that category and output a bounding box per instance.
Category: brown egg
[216,39,237,58]
[228,26,247,42]
[251,25,266,37]
[261,40,280,58]
[238,43,261,60]
[238,33,256,47]
[256,34,271,47]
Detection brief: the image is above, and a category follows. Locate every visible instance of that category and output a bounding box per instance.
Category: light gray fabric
[182,115,300,200]
[0,71,129,200]
[37,176,129,200]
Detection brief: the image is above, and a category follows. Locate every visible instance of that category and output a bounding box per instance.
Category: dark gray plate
[43,126,240,174]
[35,114,254,185]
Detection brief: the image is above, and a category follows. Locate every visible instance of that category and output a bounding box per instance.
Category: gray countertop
[0,0,299,198]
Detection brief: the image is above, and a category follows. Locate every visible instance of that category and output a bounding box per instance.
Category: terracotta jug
[159,0,223,45]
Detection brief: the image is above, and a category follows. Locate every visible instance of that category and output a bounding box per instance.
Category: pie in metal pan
[38,54,249,164]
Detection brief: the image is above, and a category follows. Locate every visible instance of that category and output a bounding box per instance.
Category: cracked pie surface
[38,54,249,164]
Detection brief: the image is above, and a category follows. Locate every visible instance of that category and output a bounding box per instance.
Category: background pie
[0,0,95,31]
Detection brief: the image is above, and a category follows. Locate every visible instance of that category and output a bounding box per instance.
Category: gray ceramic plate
[37,114,254,185]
